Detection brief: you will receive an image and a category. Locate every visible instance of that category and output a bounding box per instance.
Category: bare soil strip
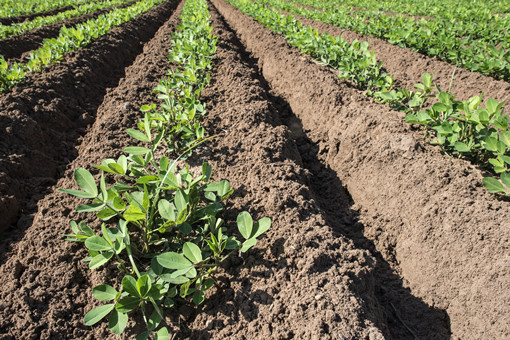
[0,1,184,338]
[276,8,510,102]
[211,0,510,338]
[0,0,137,60]
[0,0,179,234]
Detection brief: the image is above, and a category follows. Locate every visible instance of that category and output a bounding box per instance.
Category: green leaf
[59,188,97,199]
[157,252,193,270]
[76,203,105,212]
[202,278,214,291]
[135,331,149,340]
[483,177,505,193]
[202,162,212,181]
[124,146,150,155]
[113,196,126,210]
[155,327,169,340]
[158,199,175,221]
[241,238,257,253]
[500,131,510,148]
[97,207,117,220]
[122,275,140,297]
[140,104,152,112]
[89,251,114,269]
[147,309,162,331]
[115,296,140,313]
[237,211,253,239]
[486,98,499,114]
[192,290,205,305]
[126,129,149,142]
[136,275,152,297]
[174,190,188,214]
[123,204,145,222]
[74,168,98,196]
[183,242,202,263]
[164,296,175,308]
[84,304,114,326]
[454,142,471,153]
[108,163,125,175]
[501,172,510,188]
[93,284,118,301]
[484,137,499,152]
[108,309,128,335]
[136,176,160,184]
[85,236,111,251]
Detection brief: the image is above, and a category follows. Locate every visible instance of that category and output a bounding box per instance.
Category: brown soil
[211,0,510,338]
[0,5,75,25]
[0,0,137,60]
[277,8,510,102]
[0,0,509,338]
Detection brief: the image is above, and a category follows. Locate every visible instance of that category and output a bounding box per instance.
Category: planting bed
[0,0,509,338]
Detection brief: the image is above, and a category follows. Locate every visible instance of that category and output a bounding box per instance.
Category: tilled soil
[0,0,509,338]
[0,0,137,60]
[211,0,510,338]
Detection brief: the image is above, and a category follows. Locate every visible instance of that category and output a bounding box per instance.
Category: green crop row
[0,0,134,39]
[228,0,510,194]
[267,0,509,80]
[289,0,510,46]
[320,0,510,21]
[0,0,166,93]
[0,0,90,18]
[60,0,270,337]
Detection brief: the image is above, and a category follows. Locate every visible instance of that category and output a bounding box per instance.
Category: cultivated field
[0,0,509,338]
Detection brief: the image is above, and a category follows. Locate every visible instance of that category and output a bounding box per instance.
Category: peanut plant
[60,0,271,338]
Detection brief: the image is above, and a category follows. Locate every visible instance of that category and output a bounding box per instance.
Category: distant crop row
[227,0,510,194]
[0,0,90,18]
[0,0,134,39]
[325,0,510,21]
[262,0,510,81]
[0,0,166,93]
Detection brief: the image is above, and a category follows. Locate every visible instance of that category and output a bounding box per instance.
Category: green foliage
[376,73,510,195]
[0,0,166,93]
[60,0,271,338]
[280,0,510,80]
[0,0,134,39]
[226,0,393,92]
[0,0,90,18]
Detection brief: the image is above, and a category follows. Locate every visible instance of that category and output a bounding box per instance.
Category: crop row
[0,0,134,39]
[0,0,166,93]
[227,0,510,194]
[59,0,270,337]
[325,0,510,21]
[264,0,509,80]
[293,0,510,45]
[0,0,90,18]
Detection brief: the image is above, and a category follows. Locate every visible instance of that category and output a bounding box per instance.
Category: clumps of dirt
[211,0,510,338]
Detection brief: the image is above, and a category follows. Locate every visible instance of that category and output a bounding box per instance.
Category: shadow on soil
[273,94,452,339]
